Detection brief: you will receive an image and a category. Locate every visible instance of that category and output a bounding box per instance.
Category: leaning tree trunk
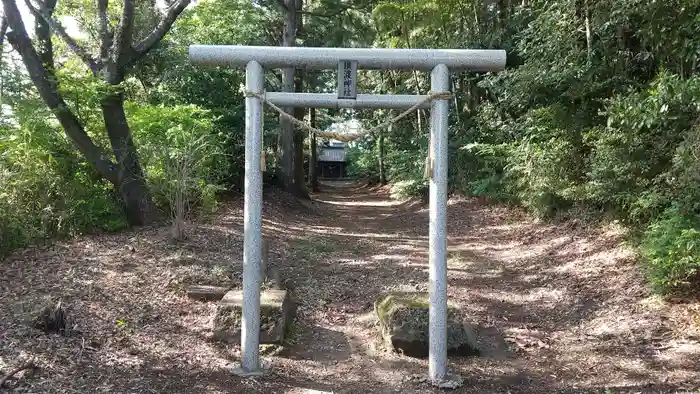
[2,0,190,226]
[0,17,7,105]
[101,93,157,225]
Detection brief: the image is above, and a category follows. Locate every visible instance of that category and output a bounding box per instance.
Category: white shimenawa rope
[245,90,452,143]
[246,90,452,179]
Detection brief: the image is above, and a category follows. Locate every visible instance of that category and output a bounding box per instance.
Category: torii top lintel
[188,45,506,72]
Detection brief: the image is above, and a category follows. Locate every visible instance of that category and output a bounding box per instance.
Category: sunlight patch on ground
[469,286,570,308]
[450,242,524,253]
[549,260,584,275]
[656,341,700,368]
[397,262,428,269]
[282,226,413,240]
[479,223,532,231]
[368,367,410,388]
[335,258,372,266]
[371,254,405,262]
[549,247,634,276]
[197,224,242,236]
[520,273,543,283]
[387,243,426,253]
[315,198,406,207]
[447,251,476,267]
[458,269,503,279]
[524,287,568,304]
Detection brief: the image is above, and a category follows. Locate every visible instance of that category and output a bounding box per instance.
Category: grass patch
[448,251,467,265]
[389,180,428,201]
[640,208,700,295]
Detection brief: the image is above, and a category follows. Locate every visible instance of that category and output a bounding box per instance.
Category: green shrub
[385,148,428,183]
[665,124,700,214]
[346,143,378,180]
[0,120,125,256]
[586,72,700,224]
[457,142,511,201]
[0,100,228,256]
[641,208,700,294]
[389,179,428,201]
[127,103,229,215]
[489,105,585,217]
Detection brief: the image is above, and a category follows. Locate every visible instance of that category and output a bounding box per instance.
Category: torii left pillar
[240,60,264,374]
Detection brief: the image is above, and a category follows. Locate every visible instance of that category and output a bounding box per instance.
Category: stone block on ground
[213,289,294,344]
[187,285,230,301]
[374,292,479,358]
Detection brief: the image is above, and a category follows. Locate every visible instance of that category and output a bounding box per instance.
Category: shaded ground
[1,181,699,393]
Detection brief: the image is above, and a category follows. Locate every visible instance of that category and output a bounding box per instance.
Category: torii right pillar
[428,63,450,382]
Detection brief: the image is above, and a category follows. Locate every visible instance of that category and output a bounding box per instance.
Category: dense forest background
[1,0,699,295]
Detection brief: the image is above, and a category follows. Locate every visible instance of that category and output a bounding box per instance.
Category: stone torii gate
[189,45,505,384]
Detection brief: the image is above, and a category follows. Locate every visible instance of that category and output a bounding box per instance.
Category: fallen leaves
[0,182,698,393]
[0,358,37,389]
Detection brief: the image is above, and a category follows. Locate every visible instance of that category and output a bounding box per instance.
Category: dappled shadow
[277,324,352,363]
[2,181,699,393]
[258,181,700,391]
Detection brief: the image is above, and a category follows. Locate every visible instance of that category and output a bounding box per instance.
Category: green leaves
[127,103,228,213]
[0,103,126,256]
[642,207,700,294]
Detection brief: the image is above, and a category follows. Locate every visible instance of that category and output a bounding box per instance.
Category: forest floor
[1,181,700,394]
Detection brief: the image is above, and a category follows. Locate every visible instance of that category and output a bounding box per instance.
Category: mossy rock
[374,292,479,358]
[213,290,294,344]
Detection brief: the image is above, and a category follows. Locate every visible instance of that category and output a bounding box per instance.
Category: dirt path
[1,181,699,393]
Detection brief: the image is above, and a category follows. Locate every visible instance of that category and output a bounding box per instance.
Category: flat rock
[374,292,479,358]
[213,289,294,344]
[187,285,229,301]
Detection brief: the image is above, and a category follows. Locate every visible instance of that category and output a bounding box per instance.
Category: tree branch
[97,0,111,66]
[0,15,8,50]
[104,0,134,83]
[31,0,55,73]
[1,0,118,184]
[24,0,99,74]
[130,0,189,64]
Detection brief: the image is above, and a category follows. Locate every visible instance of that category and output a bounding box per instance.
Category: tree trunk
[308,107,318,191]
[277,0,298,194]
[2,0,187,227]
[101,93,157,225]
[0,18,7,49]
[497,0,509,31]
[400,11,424,133]
[293,71,308,198]
[584,0,592,63]
[0,17,7,108]
[452,78,460,119]
[2,0,118,185]
[379,127,387,185]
